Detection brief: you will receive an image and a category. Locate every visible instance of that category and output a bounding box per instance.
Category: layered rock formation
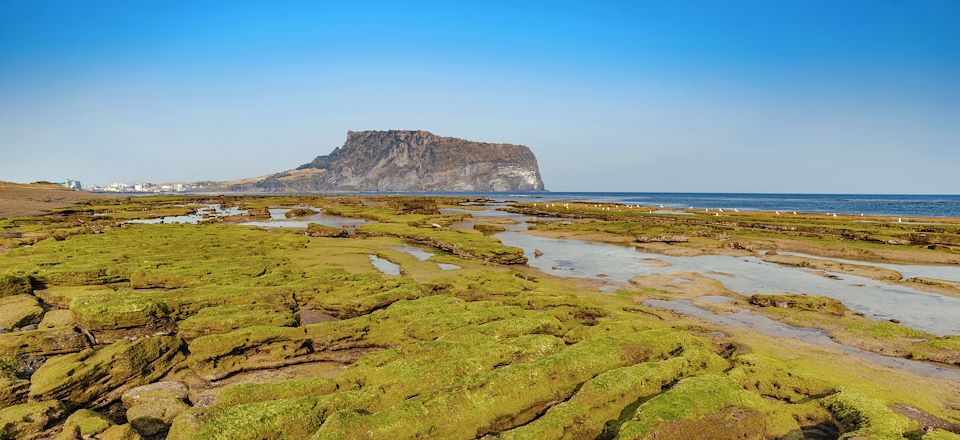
[227,130,545,192]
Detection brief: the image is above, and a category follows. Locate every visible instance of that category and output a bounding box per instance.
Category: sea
[376,192,960,218]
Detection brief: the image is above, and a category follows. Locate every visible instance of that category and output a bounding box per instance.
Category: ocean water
[382,192,960,218]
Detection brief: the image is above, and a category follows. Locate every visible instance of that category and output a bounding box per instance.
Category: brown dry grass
[0,181,111,218]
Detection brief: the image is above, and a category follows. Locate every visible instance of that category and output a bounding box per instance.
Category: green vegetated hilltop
[0,194,958,439]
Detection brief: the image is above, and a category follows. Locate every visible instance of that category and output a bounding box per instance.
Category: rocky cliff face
[228,130,545,192]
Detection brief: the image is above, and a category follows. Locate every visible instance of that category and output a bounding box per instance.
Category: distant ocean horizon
[376,192,960,218]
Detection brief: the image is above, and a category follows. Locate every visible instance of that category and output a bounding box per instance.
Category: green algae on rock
[38,310,76,329]
[2,194,960,439]
[0,274,32,298]
[822,391,913,439]
[616,373,802,439]
[54,409,113,440]
[177,304,298,339]
[34,286,115,309]
[29,336,185,408]
[93,423,143,440]
[312,331,706,439]
[0,374,29,408]
[304,223,347,237]
[727,354,834,403]
[284,208,316,219]
[0,295,43,330]
[498,341,726,439]
[127,398,190,436]
[121,381,189,409]
[215,378,342,407]
[473,223,506,234]
[187,326,313,381]
[0,327,89,357]
[0,400,67,439]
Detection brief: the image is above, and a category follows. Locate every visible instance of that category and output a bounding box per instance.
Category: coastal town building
[83,181,205,193]
[59,179,82,190]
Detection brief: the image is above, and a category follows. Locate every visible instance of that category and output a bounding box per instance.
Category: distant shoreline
[88,190,960,218]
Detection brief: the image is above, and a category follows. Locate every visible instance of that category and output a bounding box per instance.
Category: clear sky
[1,1,958,193]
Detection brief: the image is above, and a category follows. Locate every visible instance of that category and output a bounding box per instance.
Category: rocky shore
[0,195,958,439]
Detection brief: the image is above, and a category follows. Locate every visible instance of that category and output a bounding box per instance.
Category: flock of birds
[530,202,907,223]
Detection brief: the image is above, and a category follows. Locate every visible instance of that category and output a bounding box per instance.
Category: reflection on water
[392,246,433,261]
[306,213,370,229]
[243,209,370,229]
[269,208,295,219]
[645,298,960,381]
[127,204,247,224]
[392,245,461,271]
[369,255,401,275]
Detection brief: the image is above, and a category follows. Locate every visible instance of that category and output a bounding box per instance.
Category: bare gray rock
[226,130,546,192]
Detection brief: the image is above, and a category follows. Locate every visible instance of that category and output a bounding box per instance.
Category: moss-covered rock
[177,304,297,339]
[175,329,704,439]
[0,295,43,330]
[186,295,550,381]
[0,328,89,357]
[294,269,423,319]
[55,409,113,440]
[127,398,190,436]
[821,391,913,439]
[923,430,960,440]
[38,310,75,329]
[0,274,32,298]
[121,381,189,409]
[168,391,379,440]
[312,331,697,439]
[499,342,726,439]
[285,208,317,218]
[749,293,848,316]
[0,376,29,408]
[69,292,172,336]
[617,373,800,439]
[97,423,142,440]
[0,400,67,439]
[34,286,114,309]
[473,223,506,234]
[1,225,306,290]
[29,336,185,408]
[70,287,296,343]
[188,326,312,381]
[128,271,187,290]
[305,224,347,238]
[215,378,342,407]
[727,354,834,403]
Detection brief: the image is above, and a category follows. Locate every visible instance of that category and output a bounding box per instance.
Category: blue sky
[1,0,958,193]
